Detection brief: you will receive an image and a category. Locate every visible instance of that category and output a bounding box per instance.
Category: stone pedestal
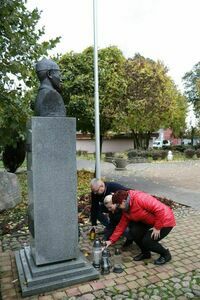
[26,117,78,265]
[15,247,98,297]
[15,117,99,296]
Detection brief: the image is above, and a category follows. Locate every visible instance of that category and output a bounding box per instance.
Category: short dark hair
[112,190,129,205]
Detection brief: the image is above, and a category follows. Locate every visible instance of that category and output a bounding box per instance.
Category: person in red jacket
[105,190,176,265]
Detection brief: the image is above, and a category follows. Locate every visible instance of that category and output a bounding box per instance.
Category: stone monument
[0,171,21,211]
[15,58,99,296]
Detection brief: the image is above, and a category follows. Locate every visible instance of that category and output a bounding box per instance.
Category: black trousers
[96,204,109,227]
[128,221,173,255]
[103,225,116,240]
[104,225,129,241]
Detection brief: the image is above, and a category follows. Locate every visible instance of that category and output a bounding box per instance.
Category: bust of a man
[34,58,66,117]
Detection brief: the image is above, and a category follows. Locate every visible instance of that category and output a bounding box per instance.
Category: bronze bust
[34,58,66,117]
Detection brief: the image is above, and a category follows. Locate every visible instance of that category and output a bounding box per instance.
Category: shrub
[105,152,114,158]
[127,150,138,159]
[184,148,195,158]
[114,152,127,159]
[76,150,82,156]
[128,149,150,159]
[104,152,115,162]
[151,151,162,160]
[144,150,154,158]
[2,140,26,173]
[194,143,200,150]
[196,149,200,158]
[162,145,172,150]
[159,150,168,159]
[138,150,149,158]
[76,150,88,156]
[171,145,187,153]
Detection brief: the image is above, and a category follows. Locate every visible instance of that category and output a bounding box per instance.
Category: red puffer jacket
[109,190,176,244]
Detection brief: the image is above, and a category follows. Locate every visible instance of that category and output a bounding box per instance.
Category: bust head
[36,58,61,92]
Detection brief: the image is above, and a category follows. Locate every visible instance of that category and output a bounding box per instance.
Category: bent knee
[142,235,153,249]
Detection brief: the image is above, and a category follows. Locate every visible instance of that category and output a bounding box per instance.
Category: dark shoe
[121,239,133,251]
[133,252,151,261]
[154,249,172,265]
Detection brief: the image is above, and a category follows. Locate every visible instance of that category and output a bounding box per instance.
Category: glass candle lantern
[92,238,102,268]
[89,226,96,240]
[113,248,124,273]
[101,248,111,275]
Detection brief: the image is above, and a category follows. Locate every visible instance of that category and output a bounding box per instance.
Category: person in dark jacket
[103,195,130,242]
[90,179,129,230]
[105,190,176,265]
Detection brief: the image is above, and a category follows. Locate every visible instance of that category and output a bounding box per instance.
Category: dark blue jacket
[91,181,129,226]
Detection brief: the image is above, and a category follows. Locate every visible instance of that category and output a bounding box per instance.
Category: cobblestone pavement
[0,208,200,299]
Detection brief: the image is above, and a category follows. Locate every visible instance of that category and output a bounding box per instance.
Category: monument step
[15,248,99,297]
[24,246,85,277]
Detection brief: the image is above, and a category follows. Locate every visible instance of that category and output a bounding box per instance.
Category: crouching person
[105,190,176,265]
[103,195,131,248]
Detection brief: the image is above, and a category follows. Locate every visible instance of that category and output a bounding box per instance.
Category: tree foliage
[60,50,187,150]
[0,0,60,146]
[114,54,187,149]
[164,86,187,137]
[183,61,200,118]
[59,46,127,138]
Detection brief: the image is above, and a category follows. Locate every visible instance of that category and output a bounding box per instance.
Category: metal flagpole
[93,0,101,179]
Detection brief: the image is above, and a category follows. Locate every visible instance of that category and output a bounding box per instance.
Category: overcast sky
[27,0,200,94]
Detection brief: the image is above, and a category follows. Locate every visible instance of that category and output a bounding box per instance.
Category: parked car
[152,140,171,148]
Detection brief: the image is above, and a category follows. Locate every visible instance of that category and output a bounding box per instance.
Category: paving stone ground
[0,208,200,300]
[1,160,200,299]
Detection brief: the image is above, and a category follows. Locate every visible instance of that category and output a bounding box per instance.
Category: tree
[0,0,60,146]
[59,46,127,152]
[164,87,187,138]
[0,0,60,171]
[114,54,187,149]
[183,62,200,118]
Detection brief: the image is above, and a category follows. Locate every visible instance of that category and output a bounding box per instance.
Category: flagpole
[93,0,101,179]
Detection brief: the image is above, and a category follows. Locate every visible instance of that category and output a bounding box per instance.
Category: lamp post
[93,0,101,179]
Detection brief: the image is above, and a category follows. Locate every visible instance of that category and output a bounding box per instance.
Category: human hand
[149,227,160,240]
[105,241,112,248]
[89,226,96,232]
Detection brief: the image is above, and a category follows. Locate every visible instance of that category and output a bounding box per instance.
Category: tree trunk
[191,126,195,146]
[132,130,151,149]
